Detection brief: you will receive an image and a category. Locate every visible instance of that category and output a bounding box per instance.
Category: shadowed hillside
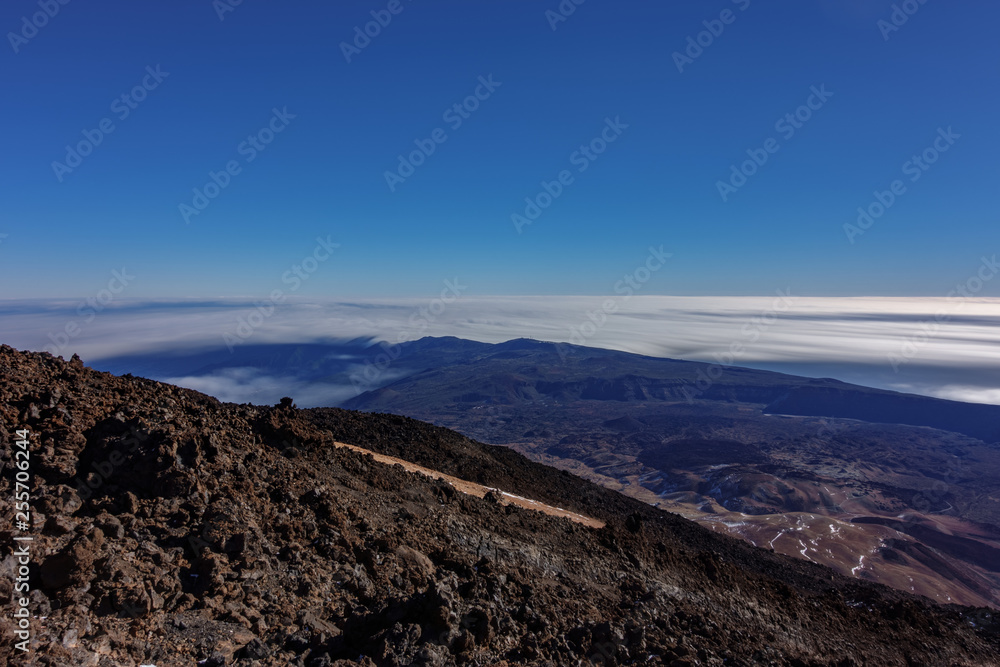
[1,345,999,664]
[344,338,1000,611]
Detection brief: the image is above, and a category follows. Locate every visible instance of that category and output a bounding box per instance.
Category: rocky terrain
[2,344,999,666]
[342,338,1000,610]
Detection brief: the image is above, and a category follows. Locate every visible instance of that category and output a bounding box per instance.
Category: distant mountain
[92,336,1000,608]
[345,337,1000,442]
[2,344,999,665]
[344,337,1000,609]
[94,335,1000,443]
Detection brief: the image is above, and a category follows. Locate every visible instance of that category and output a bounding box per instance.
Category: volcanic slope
[343,338,1000,610]
[1,345,998,666]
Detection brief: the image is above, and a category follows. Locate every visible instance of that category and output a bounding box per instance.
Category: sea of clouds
[2,295,998,407]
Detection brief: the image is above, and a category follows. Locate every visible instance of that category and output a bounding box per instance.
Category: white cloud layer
[2,296,999,405]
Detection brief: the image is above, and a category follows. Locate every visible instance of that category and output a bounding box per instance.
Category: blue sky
[2,0,998,299]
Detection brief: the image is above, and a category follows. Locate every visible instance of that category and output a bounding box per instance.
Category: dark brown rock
[0,345,997,666]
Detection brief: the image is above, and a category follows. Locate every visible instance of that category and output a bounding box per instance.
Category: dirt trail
[5,346,999,666]
[333,441,605,528]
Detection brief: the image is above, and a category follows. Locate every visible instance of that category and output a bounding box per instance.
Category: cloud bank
[2,295,998,406]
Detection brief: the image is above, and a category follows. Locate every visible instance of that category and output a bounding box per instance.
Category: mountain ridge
[342,337,1000,610]
[2,344,999,665]
[346,337,1000,442]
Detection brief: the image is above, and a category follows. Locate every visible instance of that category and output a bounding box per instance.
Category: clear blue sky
[2,0,997,299]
